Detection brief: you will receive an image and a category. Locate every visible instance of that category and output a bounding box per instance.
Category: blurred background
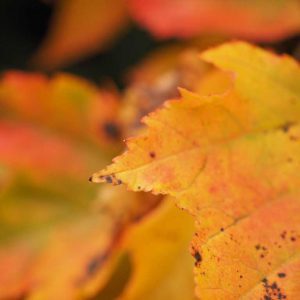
[0,1,300,299]
[0,0,171,88]
[1,0,299,87]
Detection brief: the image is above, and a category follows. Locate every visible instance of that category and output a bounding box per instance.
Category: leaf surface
[128,0,300,41]
[0,71,121,145]
[0,71,135,299]
[119,197,196,300]
[93,42,300,299]
[33,0,129,68]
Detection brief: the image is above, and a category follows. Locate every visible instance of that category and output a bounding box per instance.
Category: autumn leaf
[120,38,228,136]
[0,71,159,299]
[32,0,300,69]
[0,72,109,299]
[92,42,300,299]
[128,0,300,41]
[0,71,121,146]
[119,197,196,300]
[33,0,129,68]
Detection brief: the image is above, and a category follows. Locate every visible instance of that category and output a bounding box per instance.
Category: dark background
[1,0,299,89]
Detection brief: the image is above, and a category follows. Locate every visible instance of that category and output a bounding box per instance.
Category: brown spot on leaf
[104,176,113,184]
[99,175,123,185]
[261,277,287,300]
[149,151,156,158]
[103,122,121,140]
[193,251,202,266]
[86,252,108,277]
[280,231,287,239]
[280,121,294,133]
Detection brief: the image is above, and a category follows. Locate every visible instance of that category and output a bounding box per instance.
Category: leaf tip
[90,172,123,186]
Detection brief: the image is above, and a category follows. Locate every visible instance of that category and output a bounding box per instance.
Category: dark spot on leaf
[86,253,108,277]
[277,273,286,278]
[280,231,287,239]
[193,251,202,266]
[271,282,278,290]
[262,278,268,284]
[103,122,121,140]
[87,259,99,276]
[149,151,156,158]
[261,277,286,300]
[105,176,113,184]
[220,227,224,232]
[281,122,294,133]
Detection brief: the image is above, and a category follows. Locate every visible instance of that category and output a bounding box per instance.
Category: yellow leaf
[119,197,196,300]
[92,42,300,299]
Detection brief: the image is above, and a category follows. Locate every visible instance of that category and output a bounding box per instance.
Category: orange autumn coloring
[92,42,300,299]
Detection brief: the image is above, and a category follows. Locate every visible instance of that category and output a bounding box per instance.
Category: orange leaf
[0,120,88,178]
[0,71,121,146]
[92,42,300,298]
[33,0,129,68]
[0,71,126,298]
[128,0,300,41]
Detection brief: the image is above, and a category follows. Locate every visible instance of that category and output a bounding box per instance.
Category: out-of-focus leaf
[0,71,140,299]
[128,0,300,41]
[0,181,161,299]
[92,42,300,299]
[120,39,227,136]
[0,216,120,300]
[0,120,88,177]
[119,197,196,300]
[33,0,129,68]
[0,71,121,146]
